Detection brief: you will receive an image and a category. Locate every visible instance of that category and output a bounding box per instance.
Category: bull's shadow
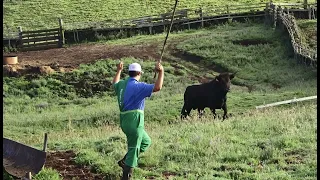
[171,50,228,74]
[180,72,235,121]
[181,111,233,121]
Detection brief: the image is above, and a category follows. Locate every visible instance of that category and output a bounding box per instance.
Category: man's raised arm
[113,61,123,84]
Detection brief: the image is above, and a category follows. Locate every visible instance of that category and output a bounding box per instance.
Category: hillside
[296,19,317,51]
[3,22,317,179]
[4,0,300,30]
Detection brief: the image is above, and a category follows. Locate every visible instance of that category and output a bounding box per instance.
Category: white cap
[129,63,143,73]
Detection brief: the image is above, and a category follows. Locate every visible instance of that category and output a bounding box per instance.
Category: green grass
[4,0,301,30]
[3,22,317,179]
[176,22,317,92]
[3,168,62,180]
[296,19,317,51]
[4,103,317,179]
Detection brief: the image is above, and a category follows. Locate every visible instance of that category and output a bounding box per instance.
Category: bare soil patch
[4,43,161,69]
[3,43,163,77]
[3,36,231,82]
[45,150,108,180]
[46,151,182,180]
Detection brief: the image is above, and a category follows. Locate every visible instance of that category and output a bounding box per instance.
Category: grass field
[3,22,317,179]
[296,19,317,51]
[3,0,303,31]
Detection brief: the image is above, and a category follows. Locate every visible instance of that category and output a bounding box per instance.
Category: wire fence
[268,2,317,67]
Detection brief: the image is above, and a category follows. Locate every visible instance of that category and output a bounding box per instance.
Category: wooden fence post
[187,10,190,30]
[76,30,79,42]
[303,0,308,9]
[312,6,315,19]
[279,7,283,31]
[284,7,287,15]
[17,26,23,47]
[308,5,311,19]
[272,4,277,28]
[58,18,65,47]
[43,133,48,152]
[273,5,277,28]
[200,7,204,28]
[313,6,316,19]
[264,2,269,25]
[227,5,230,20]
[73,30,77,43]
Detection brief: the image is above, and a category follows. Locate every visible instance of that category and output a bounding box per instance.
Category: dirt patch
[271,83,282,90]
[45,150,108,180]
[284,155,304,164]
[3,64,69,77]
[3,36,231,83]
[45,151,181,180]
[162,171,178,178]
[232,39,271,46]
[3,43,161,69]
[3,43,163,77]
[144,171,179,180]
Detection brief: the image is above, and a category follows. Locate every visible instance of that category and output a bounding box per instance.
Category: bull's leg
[186,108,192,117]
[222,104,228,120]
[181,104,187,119]
[181,104,191,119]
[210,108,217,119]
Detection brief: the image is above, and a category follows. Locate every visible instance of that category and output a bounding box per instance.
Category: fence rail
[62,3,267,30]
[18,27,62,51]
[60,2,315,31]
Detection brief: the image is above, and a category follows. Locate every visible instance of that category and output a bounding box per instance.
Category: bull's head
[215,72,235,92]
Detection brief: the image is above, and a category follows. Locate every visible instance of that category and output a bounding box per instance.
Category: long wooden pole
[154,0,179,78]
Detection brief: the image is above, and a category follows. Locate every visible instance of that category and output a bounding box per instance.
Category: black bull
[181,72,235,120]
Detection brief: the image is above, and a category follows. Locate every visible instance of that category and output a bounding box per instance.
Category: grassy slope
[296,19,317,51]
[3,22,317,179]
[3,0,300,30]
[176,22,317,93]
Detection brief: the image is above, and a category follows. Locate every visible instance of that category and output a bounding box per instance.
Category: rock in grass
[36,102,49,109]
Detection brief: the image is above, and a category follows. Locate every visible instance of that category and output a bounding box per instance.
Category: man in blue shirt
[113,61,164,180]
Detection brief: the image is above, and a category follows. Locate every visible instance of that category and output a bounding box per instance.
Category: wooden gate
[19,28,62,51]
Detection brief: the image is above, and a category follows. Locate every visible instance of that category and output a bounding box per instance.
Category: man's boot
[118,154,127,169]
[121,165,133,180]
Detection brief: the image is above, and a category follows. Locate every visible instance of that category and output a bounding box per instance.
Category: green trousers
[120,110,151,167]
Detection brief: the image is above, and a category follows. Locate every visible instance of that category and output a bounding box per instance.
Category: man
[112,61,164,180]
